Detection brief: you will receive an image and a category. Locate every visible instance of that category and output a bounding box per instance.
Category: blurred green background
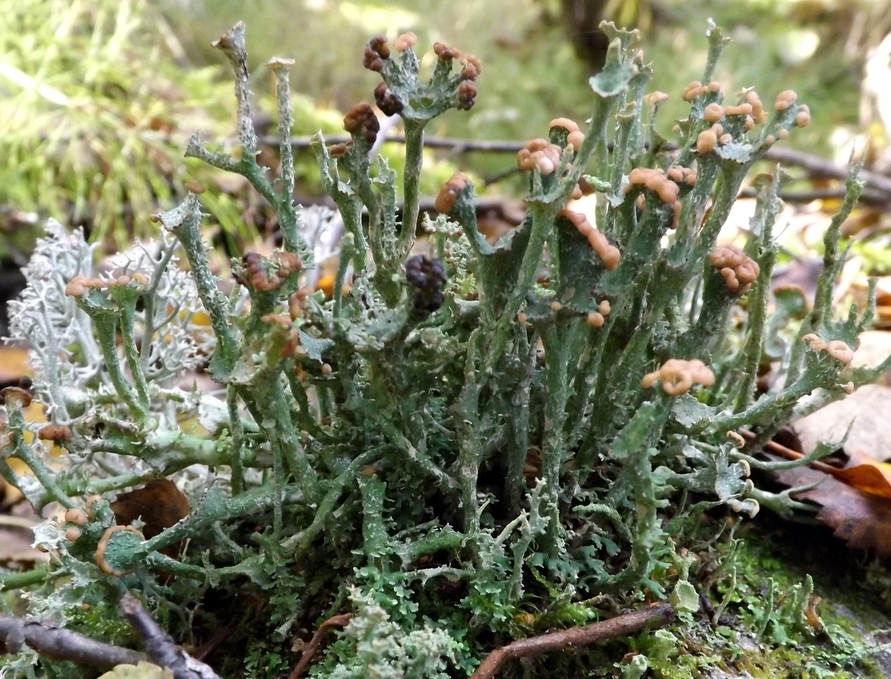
[0,0,888,255]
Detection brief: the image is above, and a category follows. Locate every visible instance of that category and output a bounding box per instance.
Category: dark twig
[469,603,676,679]
[0,611,146,669]
[766,147,891,196]
[738,186,888,204]
[260,133,891,201]
[119,594,222,679]
[288,613,352,679]
[259,133,525,154]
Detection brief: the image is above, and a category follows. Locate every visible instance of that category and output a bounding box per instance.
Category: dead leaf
[826,451,891,499]
[769,408,891,552]
[110,479,190,539]
[793,384,891,463]
[0,520,46,566]
[774,464,891,555]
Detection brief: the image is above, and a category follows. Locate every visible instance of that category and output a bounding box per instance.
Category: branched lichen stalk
[212,22,257,159]
[9,435,74,509]
[399,120,425,256]
[117,304,150,410]
[157,194,238,377]
[288,447,382,558]
[268,57,307,256]
[505,331,535,515]
[90,312,147,422]
[226,385,245,495]
[540,322,572,549]
[139,239,178,363]
[249,376,319,502]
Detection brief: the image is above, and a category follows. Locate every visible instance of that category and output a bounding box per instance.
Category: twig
[258,133,891,200]
[0,611,146,669]
[119,593,223,679]
[766,146,891,195]
[469,603,676,679]
[262,133,526,154]
[739,428,838,474]
[288,613,352,679]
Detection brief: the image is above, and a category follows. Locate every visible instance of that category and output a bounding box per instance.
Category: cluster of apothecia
[362,33,481,112]
[405,254,448,315]
[342,103,380,145]
[710,245,760,295]
[259,312,306,359]
[434,172,470,214]
[64,272,149,298]
[681,83,809,154]
[236,250,302,292]
[516,118,585,176]
[641,359,716,396]
[801,333,855,366]
[557,209,621,271]
[585,299,612,328]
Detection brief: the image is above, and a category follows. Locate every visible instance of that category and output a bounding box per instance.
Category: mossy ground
[636,515,891,679]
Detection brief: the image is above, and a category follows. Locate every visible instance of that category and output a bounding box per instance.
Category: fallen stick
[288,613,352,679]
[120,594,222,679]
[0,611,146,669]
[469,602,676,679]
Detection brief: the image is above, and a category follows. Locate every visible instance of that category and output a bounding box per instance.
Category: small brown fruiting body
[37,424,72,441]
[374,82,404,116]
[557,209,620,270]
[641,359,715,396]
[434,172,470,213]
[362,35,390,72]
[343,103,380,144]
[710,245,760,295]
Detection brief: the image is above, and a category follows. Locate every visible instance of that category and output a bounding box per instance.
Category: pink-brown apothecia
[557,209,621,271]
[516,138,564,175]
[434,172,470,213]
[641,359,715,396]
[238,250,302,292]
[710,245,760,295]
[801,334,855,366]
[433,41,460,60]
[37,424,72,441]
[260,313,306,359]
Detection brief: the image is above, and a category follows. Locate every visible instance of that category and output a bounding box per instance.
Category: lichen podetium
[2,19,889,679]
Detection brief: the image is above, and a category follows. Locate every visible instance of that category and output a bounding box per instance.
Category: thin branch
[120,594,223,679]
[738,428,839,475]
[469,603,676,679]
[259,133,891,199]
[0,611,146,669]
[287,613,352,679]
[263,133,526,154]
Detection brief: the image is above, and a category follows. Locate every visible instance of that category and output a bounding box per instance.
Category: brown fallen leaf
[774,464,891,555]
[827,451,891,499]
[110,478,190,540]
[793,384,891,463]
[0,519,46,567]
[762,426,891,553]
